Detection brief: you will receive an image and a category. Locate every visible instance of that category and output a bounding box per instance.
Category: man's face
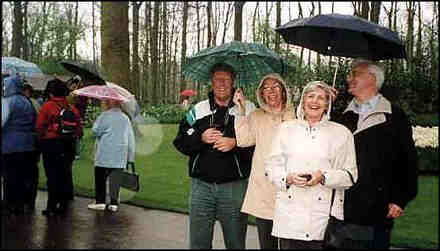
[346,64,376,97]
[212,71,234,103]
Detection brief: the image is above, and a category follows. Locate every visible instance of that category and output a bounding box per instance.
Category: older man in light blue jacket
[88,99,135,212]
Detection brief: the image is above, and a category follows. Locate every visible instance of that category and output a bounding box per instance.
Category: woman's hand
[233,88,246,115]
[305,170,325,186]
[286,172,309,187]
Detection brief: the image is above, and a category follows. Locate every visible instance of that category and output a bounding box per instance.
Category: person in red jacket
[36,78,83,216]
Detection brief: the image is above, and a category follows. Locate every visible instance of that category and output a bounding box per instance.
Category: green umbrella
[182,41,289,87]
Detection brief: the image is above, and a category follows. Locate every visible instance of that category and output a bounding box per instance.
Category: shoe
[88,203,106,211]
[42,209,57,216]
[107,205,118,212]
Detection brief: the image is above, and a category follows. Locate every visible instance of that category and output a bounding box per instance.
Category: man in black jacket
[173,63,256,249]
[332,59,418,249]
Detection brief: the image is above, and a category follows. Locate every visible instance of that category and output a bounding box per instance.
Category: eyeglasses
[262,85,281,92]
[347,70,373,79]
[213,77,233,83]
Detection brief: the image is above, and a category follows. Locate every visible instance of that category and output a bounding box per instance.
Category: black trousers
[279,238,324,250]
[94,166,120,205]
[40,138,75,211]
[255,217,278,249]
[24,150,40,208]
[2,151,35,211]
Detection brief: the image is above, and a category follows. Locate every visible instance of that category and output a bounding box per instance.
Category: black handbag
[117,162,140,192]
[323,172,373,249]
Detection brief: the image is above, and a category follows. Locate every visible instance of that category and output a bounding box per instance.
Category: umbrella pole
[332,57,339,88]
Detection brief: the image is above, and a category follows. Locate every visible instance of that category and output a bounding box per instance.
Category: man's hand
[387,203,404,218]
[213,137,236,152]
[201,128,223,144]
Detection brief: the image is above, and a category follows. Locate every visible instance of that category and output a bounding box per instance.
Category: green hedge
[417,147,439,174]
[414,114,439,127]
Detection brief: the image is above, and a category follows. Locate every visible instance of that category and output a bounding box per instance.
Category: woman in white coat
[265,81,358,249]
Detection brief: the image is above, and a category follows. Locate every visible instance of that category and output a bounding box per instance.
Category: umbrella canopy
[180,89,197,97]
[275,13,407,61]
[73,85,130,102]
[183,41,289,86]
[60,60,106,85]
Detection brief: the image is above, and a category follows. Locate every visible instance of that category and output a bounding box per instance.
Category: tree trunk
[275,1,281,52]
[101,2,130,90]
[206,2,212,48]
[161,2,168,103]
[234,1,245,42]
[74,1,78,61]
[221,3,233,44]
[23,2,28,60]
[360,1,370,19]
[132,2,142,97]
[92,2,96,65]
[12,1,24,58]
[370,1,381,23]
[150,1,160,103]
[415,2,422,60]
[142,2,152,102]
[252,2,259,42]
[406,1,415,71]
[181,2,189,92]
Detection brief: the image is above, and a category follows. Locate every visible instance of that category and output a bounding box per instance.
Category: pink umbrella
[180,89,197,97]
[73,85,130,102]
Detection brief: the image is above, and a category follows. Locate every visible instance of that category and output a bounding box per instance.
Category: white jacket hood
[255,73,293,117]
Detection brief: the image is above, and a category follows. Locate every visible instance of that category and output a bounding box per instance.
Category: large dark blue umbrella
[275,13,407,61]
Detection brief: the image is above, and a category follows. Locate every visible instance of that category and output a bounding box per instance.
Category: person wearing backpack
[36,78,83,216]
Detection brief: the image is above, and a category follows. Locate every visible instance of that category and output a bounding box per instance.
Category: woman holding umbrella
[86,95,136,212]
[233,73,295,249]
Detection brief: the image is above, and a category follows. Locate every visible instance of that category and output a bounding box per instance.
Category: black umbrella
[275,13,407,61]
[60,60,106,85]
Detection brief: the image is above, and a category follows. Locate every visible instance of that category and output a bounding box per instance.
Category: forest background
[1,1,438,121]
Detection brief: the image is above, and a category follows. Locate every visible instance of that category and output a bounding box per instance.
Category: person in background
[331,59,418,249]
[233,73,295,249]
[22,83,41,211]
[36,78,83,216]
[1,75,37,215]
[173,63,256,249]
[265,81,358,249]
[67,75,88,160]
[87,98,136,212]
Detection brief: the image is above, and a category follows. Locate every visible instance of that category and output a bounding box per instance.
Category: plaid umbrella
[183,41,289,87]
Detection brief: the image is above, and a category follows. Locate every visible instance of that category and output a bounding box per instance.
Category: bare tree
[275,1,281,52]
[161,2,168,101]
[181,2,189,92]
[151,1,160,103]
[370,1,381,23]
[206,1,212,47]
[252,2,259,42]
[11,1,24,57]
[131,1,142,97]
[234,1,245,41]
[101,2,130,90]
[23,2,28,60]
[221,2,233,44]
[406,1,416,70]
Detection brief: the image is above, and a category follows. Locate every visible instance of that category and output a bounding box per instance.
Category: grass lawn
[38,124,438,249]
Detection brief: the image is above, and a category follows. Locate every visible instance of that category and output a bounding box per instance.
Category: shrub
[417,147,439,174]
[140,104,187,124]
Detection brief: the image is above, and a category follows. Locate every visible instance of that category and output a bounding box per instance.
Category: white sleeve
[264,124,288,191]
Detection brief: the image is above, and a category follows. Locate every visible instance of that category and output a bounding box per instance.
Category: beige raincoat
[265,81,358,241]
[235,73,295,220]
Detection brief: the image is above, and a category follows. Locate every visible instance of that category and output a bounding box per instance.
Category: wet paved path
[1,190,409,249]
[1,190,259,249]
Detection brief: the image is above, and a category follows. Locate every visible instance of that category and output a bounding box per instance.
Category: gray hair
[351,59,385,91]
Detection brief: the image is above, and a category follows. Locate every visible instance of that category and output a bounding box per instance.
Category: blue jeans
[189,178,249,249]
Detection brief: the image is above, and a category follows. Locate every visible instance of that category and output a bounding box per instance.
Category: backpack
[55,104,78,137]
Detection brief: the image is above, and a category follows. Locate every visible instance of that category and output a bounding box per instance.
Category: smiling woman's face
[303,86,328,123]
[261,78,283,109]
